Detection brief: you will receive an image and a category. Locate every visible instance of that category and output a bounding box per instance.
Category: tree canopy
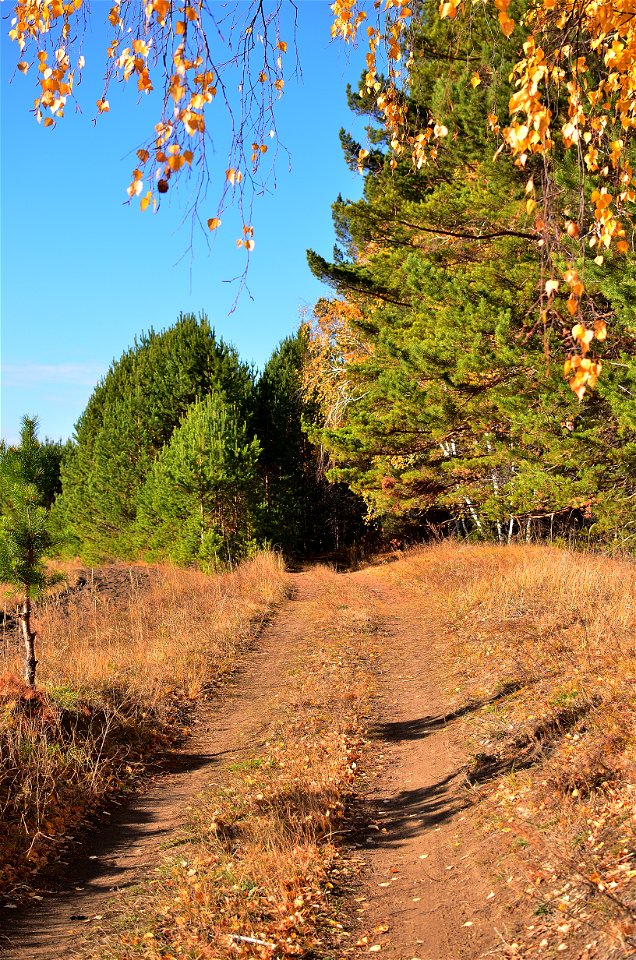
[60,313,254,560]
[304,0,636,547]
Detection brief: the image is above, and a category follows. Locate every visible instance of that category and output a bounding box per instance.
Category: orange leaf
[153,0,170,22]
[593,319,607,341]
[499,11,515,36]
[207,217,221,230]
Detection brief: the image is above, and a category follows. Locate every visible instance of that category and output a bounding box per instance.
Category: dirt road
[0,566,501,960]
[352,570,504,960]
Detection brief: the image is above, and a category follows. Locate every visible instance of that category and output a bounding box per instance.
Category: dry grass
[383,542,636,959]
[0,551,288,900]
[97,566,379,960]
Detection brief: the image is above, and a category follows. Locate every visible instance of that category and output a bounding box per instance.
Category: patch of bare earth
[348,567,506,960]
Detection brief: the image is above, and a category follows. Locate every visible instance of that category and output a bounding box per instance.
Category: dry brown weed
[0,552,287,899]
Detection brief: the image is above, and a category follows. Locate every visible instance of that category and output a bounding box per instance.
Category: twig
[230,934,276,949]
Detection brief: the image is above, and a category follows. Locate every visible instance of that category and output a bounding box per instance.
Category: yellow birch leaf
[153,0,169,21]
[593,319,607,341]
[207,217,221,230]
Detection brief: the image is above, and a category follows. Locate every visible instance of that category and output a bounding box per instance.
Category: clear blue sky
[1,2,369,444]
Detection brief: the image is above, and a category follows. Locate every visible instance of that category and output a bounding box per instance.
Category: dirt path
[350,569,503,960]
[0,566,502,960]
[0,573,312,959]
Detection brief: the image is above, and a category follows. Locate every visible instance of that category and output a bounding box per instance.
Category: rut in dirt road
[351,570,502,960]
[0,573,317,960]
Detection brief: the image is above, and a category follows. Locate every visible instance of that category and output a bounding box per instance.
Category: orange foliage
[8,0,286,233]
[303,299,372,429]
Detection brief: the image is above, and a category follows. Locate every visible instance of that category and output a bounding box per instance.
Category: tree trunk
[19,596,37,688]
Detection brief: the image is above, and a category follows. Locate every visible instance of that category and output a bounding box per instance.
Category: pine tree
[136,392,262,568]
[305,0,636,545]
[62,313,255,560]
[0,417,62,686]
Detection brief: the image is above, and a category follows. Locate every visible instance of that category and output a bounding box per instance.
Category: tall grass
[0,551,287,899]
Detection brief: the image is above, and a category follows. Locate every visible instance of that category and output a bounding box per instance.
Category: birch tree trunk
[19,596,37,688]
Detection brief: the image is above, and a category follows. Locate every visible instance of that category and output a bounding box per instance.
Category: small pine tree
[136,392,262,568]
[0,417,61,686]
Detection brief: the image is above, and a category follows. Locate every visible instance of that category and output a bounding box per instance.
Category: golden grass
[3,552,287,700]
[0,551,288,899]
[97,566,379,960]
[382,542,636,959]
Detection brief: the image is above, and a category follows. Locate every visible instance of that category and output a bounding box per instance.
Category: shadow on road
[370,679,524,743]
[352,770,469,848]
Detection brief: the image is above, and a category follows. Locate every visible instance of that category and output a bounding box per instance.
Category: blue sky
[1,2,369,444]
